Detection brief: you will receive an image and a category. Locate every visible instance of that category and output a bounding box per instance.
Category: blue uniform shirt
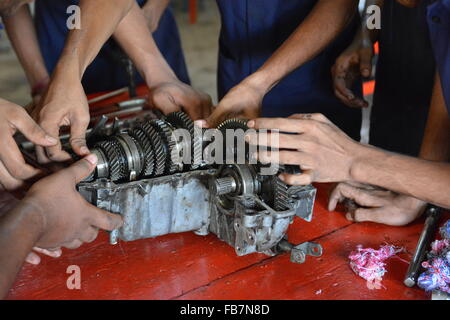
[216,0,362,139]
[35,0,190,94]
[427,0,450,114]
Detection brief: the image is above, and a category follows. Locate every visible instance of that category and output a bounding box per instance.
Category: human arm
[113,2,212,120]
[2,4,50,104]
[248,109,450,209]
[142,0,170,32]
[0,154,123,299]
[33,0,135,162]
[332,0,383,108]
[204,0,359,127]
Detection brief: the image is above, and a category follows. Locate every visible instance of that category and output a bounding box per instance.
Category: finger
[89,205,123,231]
[60,154,97,184]
[329,183,384,210]
[246,132,298,150]
[80,227,99,243]
[248,118,312,133]
[348,207,386,224]
[359,48,373,78]
[63,239,83,250]
[40,121,71,162]
[257,150,313,169]
[0,133,41,180]
[205,107,229,128]
[69,117,90,156]
[0,160,24,191]
[279,171,314,186]
[35,145,52,164]
[25,252,41,265]
[10,109,58,147]
[32,247,62,258]
[328,183,347,212]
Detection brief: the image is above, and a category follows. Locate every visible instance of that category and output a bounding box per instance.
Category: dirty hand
[247,113,363,185]
[148,80,213,121]
[202,80,263,128]
[32,77,90,163]
[20,154,123,250]
[331,37,373,108]
[328,182,427,226]
[0,99,57,191]
[141,0,169,32]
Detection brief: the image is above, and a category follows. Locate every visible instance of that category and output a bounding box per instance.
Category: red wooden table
[7,88,445,300]
[8,182,445,300]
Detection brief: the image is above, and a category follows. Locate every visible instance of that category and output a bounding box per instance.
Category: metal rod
[404,205,443,287]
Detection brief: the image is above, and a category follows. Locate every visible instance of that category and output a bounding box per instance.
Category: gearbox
[20,105,322,264]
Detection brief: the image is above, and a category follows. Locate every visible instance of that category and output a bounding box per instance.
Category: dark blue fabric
[216,0,362,139]
[427,0,450,115]
[34,0,190,94]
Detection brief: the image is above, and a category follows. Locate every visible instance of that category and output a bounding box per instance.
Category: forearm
[113,2,177,87]
[360,0,383,45]
[0,203,43,299]
[419,73,450,162]
[2,5,49,88]
[247,0,358,92]
[53,0,134,81]
[350,145,450,208]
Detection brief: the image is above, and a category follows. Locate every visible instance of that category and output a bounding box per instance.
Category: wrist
[348,143,381,183]
[242,71,274,96]
[141,56,178,88]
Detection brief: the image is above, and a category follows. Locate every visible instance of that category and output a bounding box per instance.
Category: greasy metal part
[404,205,443,287]
[87,87,128,104]
[19,108,320,263]
[277,239,323,264]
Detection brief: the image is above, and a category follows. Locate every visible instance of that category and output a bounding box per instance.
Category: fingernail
[194,120,206,127]
[247,120,255,128]
[80,146,90,155]
[362,69,370,77]
[45,135,58,144]
[85,153,98,165]
[348,94,355,100]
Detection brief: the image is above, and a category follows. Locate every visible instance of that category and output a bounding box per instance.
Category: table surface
[7,88,445,300]
[9,183,448,300]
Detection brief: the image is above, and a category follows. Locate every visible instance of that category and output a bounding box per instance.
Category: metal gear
[217,118,250,163]
[141,122,166,176]
[165,112,198,170]
[130,127,155,177]
[148,119,179,174]
[274,177,290,211]
[94,139,127,181]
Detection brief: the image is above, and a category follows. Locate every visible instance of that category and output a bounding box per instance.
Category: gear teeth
[217,118,250,164]
[130,127,155,177]
[274,177,290,211]
[94,140,126,181]
[141,122,166,176]
[148,119,179,174]
[165,112,203,170]
[217,118,249,131]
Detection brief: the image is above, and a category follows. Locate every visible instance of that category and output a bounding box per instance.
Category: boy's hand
[328,182,427,226]
[21,154,123,250]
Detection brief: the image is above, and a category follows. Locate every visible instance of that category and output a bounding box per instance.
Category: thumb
[359,49,373,78]
[89,205,123,231]
[64,154,98,184]
[13,111,58,147]
[205,108,228,128]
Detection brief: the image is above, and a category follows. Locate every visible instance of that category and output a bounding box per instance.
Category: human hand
[247,113,364,185]
[141,0,169,32]
[331,37,373,108]
[328,182,427,226]
[20,154,123,250]
[148,80,213,121]
[32,77,90,163]
[201,80,264,128]
[0,99,57,191]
